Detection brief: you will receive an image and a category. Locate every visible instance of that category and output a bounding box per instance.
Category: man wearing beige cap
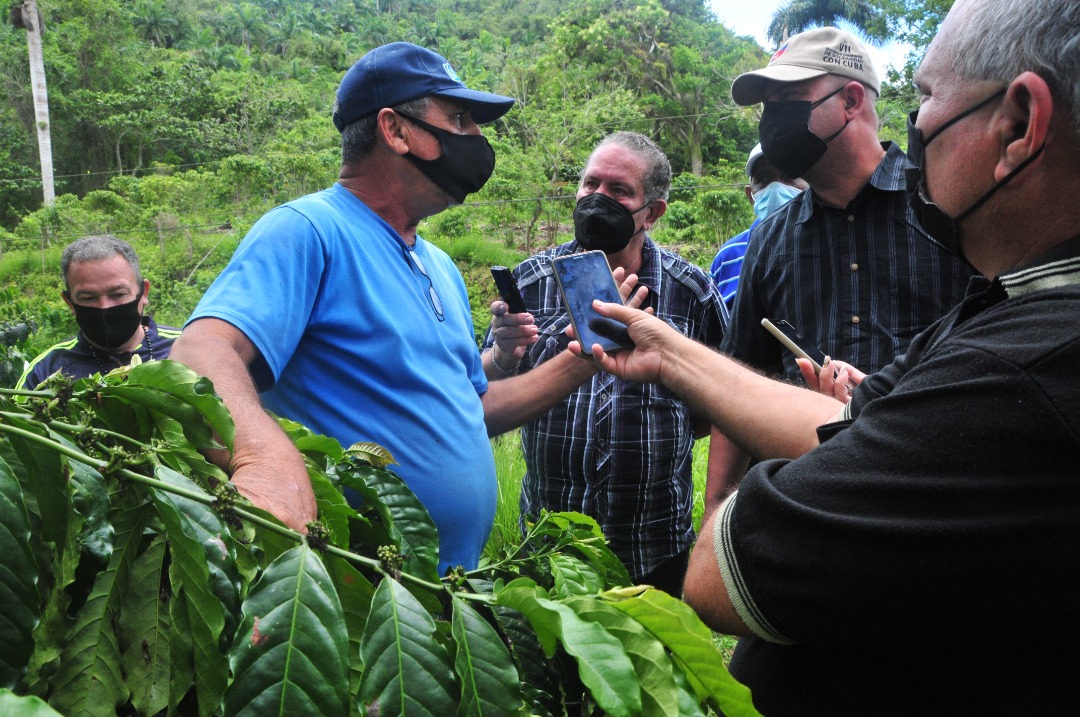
[708,27,975,503]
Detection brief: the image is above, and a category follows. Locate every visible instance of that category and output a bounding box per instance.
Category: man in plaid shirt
[483,132,728,594]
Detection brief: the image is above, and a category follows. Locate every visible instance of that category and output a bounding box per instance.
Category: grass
[483,430,529,562]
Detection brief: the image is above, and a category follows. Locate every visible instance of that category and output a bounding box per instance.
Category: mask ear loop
[953,143,1046,224]
[813,84,853,144]
[923,88,1007,146]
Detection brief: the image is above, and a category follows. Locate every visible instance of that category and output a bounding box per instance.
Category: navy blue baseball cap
[332,42,515,131]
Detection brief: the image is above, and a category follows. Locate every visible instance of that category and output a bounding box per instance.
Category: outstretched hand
[569,300,673,383]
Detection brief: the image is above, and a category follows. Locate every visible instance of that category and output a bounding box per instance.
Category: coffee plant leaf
[0,454,38,689]
[224,544,350,717]
[6,415,68,549]
[358,577,456,716]
[566,595,682,717]
[345,441,396,468]
[496,578,642,717]
[603,587,761,717]
[549,553,605,598]
[336,461,440,582]
[151,465,241,637]
[63,437,113,563]
[117,535,171,716]
[48,498,148,717]
[0,688,65,717]
[325,556,375,707]
[450,596,524,716]
[150,466,235,715]
[488,602,563,717]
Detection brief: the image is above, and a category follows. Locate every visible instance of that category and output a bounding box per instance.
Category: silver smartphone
[760,318,827,373]
[553,251,633,357]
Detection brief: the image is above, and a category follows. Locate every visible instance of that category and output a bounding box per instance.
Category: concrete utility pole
[14,0,55,207]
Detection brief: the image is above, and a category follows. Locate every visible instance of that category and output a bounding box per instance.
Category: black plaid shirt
[483,238,728,579]
[721,142,976,379]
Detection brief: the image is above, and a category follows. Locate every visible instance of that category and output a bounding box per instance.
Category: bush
[0,362,761,716]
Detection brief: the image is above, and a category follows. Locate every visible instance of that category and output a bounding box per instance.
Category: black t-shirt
[716,239,1080,715]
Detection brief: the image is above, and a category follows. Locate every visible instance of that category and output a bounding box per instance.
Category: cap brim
[434,87,516,124]
[731,65,829,106]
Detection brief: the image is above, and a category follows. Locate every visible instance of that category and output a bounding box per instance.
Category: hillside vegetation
[0,0,915,374]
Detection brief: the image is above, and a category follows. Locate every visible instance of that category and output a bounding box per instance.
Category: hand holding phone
[760,318,827,373]
[553,251,634,356]
[490,265,528,314]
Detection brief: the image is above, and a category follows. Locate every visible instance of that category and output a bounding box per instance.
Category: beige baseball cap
[731,27,880,106]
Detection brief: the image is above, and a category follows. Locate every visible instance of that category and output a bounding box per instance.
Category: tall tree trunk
[17,0,55,207]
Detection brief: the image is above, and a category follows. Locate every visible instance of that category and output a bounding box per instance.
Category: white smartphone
[760,318,827,373]
[553,250,633,357]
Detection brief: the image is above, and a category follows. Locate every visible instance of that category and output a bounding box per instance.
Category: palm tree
[10,0,54,207]
[767,0,884,47]
[133,0,179,48]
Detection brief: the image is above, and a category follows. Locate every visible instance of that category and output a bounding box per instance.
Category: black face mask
[398,112,496,204]
[66,288,145,351]
[573,192,650,254]
[906,88,1043,256]
[758,85,850,178]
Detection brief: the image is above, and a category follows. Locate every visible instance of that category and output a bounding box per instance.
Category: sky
[708,0,913,74]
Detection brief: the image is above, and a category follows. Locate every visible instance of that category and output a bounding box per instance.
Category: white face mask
[752,181,803,222]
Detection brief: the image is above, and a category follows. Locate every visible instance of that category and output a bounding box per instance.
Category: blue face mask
[752,182,803,222]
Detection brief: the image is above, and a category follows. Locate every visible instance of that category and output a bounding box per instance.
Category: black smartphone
[553,250,633,356]
[490,265,528,314]
[760,318,827,373]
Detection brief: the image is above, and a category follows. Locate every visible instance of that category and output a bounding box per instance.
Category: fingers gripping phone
[553,250,634,356]
[490,265,528,314]
[760,318,827,373]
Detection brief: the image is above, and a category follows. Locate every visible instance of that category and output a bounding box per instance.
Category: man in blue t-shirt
[709,144,806,306]
[170,43,604,573]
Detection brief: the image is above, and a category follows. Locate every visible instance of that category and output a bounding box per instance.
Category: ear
[61,290,76,314]
[745,184,755,204]
[377,108,413,156]
[139,279,151,311]
[643,199,667,229]
[839,80,865,117]
[995,71,1053,182]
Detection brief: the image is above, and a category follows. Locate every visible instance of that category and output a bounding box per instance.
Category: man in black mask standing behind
[709,28,975,502]
[17,234,180,390]
[483,132,728,594]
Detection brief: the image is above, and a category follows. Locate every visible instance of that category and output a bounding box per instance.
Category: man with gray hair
[577,0,1080,711]
[483,132,728,593]
[17,235,179,389]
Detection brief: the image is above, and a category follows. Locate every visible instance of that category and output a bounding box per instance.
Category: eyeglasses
[405,246,445,322]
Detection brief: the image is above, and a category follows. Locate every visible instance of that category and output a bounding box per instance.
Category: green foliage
[0,360,761,716]
[766,0,885,47]
[0,0,771,238]
[0,285,72,388]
